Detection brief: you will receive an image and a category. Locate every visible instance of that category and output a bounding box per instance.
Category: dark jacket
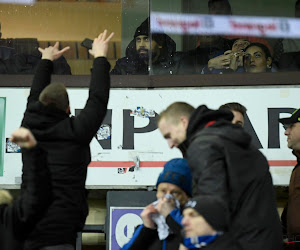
[0,51,71,75]
[21,57,110,249]
[121,208,183,250]
[111,36,183,75]
[185,106,283,250]
[278,51,300,72]
[282,151,300,249]
[0,146,50,250]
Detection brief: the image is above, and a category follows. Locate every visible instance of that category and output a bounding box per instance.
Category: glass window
[1,0,300,78]
[0,0,122,75]
[147,0,300,75]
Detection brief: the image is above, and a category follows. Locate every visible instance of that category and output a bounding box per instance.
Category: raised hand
[228,50,245,71]
[10,127,37,149]
[38,42,70,61]
[208,51,233,71]
[89,29,115,58]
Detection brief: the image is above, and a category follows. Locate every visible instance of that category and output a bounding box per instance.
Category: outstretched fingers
[58,46,70,54]
[53,42,60,50]
[98,32,103,41]
[100,29,107,40]
[104,31,114,43]
[38,47,45,53]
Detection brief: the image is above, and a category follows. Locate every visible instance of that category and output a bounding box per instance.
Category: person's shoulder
[111,56,139,75]
[188,128,225,151]
[115,56,130,63]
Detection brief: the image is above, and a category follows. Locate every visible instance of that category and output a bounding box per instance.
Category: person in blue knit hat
[122,158,192,250]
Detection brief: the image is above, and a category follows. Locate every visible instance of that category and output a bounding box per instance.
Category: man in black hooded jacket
[159,103,283,249]
[111,18,183,75]
[182,105,283,249]
[20,30,114,250]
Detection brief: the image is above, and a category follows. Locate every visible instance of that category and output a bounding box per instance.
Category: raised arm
[73,30,115,143]
[0,128,51,239]
[26,42,70,105]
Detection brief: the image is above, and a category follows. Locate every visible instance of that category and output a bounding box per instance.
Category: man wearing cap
[111,18,183,75]
[121,158,192,250]
[279,109,300,249]
[181,196,229,249]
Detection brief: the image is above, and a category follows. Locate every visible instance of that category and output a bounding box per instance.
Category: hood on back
[186,105,251,148]
[187,105,233,137]
[24,101,69,131]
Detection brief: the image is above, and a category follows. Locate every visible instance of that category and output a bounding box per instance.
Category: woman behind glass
[243,43,274,73]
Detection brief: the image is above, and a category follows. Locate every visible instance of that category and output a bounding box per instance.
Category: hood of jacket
[24,101,69,132]
[125,33,176,64]
[186,105,252,148]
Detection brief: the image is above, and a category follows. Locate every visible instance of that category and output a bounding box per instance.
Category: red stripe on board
[88,161,166,168]
[268,160,297,166]
[88,160,297,168]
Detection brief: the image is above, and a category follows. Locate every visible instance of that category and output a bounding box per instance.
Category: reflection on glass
[147,0,300,75]
[1,0,300,76]
[0,0,121,75]
[111,18,183,75]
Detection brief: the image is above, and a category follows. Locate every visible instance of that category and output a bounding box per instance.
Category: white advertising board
[0,86,298,187]
[151,12,300,38]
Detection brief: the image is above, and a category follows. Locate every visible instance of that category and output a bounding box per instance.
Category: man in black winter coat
[20,30,114,250]
[111,18,183,75]
[0,127,50,250]
[159,103,283,249]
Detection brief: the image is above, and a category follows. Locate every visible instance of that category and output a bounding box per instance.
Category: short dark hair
[244,42,272,71]
[39,82,69,112]
[158,102,195,125]
[219,102,247,117]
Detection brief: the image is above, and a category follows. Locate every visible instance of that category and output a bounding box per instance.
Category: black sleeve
[26,59,53,106]
[73,57,111,143]
[186,135,230,230]
[0,146,51,239]
[121,225,157,250]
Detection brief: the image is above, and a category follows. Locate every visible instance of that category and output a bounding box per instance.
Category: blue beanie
[156,158,193,197]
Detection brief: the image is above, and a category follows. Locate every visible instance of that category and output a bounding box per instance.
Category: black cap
[134,18,149,38]
[279,109,300,125]
[134,18,167,47]
[184,196,228,231]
